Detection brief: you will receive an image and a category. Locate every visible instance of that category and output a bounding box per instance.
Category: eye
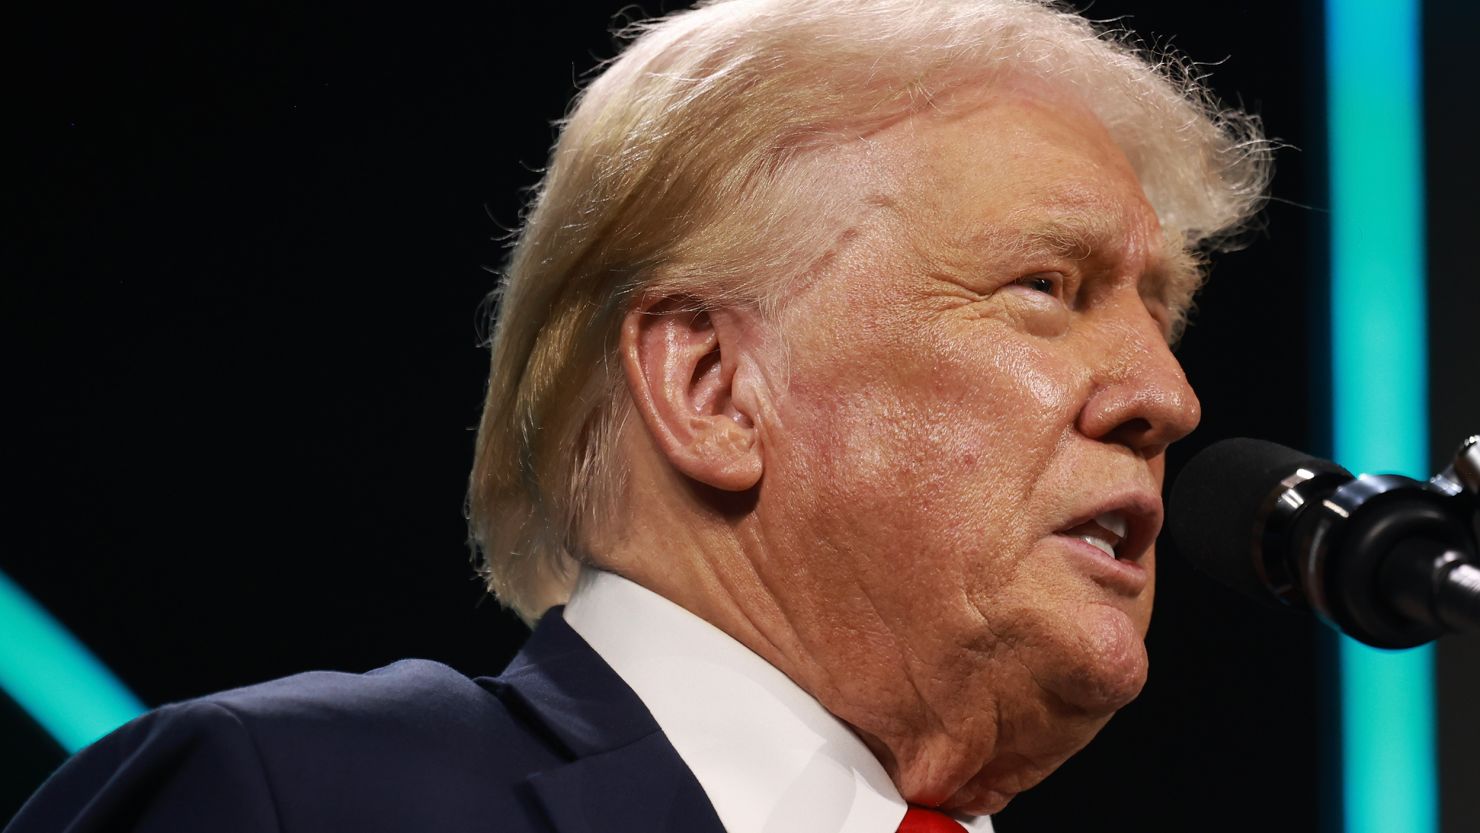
[1003,272,1071,337]
[1013,273,1063,298]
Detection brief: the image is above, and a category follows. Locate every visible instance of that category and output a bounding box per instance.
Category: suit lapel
[526,733,727,833]
[481,610,728,833]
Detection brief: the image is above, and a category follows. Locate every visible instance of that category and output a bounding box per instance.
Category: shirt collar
[562,568,993,833]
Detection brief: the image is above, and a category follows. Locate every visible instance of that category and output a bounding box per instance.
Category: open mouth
[1060,511,1127,560]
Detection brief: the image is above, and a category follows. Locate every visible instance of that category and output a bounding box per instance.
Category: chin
[929,614,1148,816]
[1055,603,1151,714]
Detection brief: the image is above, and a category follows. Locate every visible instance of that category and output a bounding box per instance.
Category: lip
[1052,490,1162,594]
[1054,534,1150,594]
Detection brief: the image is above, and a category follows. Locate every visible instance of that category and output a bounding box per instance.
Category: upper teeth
[1096,511,1127,539]
[1077,512,1128,559]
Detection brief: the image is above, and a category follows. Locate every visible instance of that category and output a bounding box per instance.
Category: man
[7,1,1269,831]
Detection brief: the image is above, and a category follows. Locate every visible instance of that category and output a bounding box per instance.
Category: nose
[1075,300,1202,459]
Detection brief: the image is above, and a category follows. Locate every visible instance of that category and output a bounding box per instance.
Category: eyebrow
[937,206,1203,344]
[987,205,1123,263]
[984,210,1200,300]
[1010,217,1108,263]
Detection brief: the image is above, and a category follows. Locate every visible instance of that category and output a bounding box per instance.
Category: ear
[620,295,766,492]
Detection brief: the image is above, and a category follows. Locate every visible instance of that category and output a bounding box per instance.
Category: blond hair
[468,0,1272,623]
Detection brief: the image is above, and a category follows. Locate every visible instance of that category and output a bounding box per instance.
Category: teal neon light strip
[0,570,147,753]
[1327,1,1436,832]
[1339,644,1435,832]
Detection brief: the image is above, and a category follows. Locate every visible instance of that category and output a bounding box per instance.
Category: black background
[7,1,1338,829]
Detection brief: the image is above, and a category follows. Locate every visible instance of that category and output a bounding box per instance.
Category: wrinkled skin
[613,88,1202,815]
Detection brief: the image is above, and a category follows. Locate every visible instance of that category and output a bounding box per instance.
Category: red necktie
[896,806,968,833]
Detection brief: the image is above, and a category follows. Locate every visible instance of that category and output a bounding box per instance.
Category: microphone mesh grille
[1168,438,1349,603]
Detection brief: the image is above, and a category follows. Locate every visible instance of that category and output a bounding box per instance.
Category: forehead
[872,91,1174,270]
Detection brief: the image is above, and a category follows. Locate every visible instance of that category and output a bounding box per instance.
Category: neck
[599,472,998,810]
[598,448,1097,816]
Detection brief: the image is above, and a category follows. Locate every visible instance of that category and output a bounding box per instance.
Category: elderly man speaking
[7,1,1268,832]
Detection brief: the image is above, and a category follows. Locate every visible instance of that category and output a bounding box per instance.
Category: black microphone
[1168,437,1480,648]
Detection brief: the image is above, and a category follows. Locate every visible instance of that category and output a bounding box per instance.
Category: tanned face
[741,89,1202,813]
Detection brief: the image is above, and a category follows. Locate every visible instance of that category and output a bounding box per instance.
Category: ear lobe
[620,296,764,492]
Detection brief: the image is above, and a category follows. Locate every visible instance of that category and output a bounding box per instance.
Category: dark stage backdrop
[6,2,1328,829]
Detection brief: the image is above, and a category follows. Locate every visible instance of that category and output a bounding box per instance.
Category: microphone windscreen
[1168,438,1350,603]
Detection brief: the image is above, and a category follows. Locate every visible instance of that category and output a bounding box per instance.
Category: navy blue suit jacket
[6,611,728,833]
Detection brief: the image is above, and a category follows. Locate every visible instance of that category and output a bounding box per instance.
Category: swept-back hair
[468,0,1271,623]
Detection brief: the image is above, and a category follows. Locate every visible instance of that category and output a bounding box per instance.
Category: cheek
[964,336,1085,445]
[774,393,993,549]
[915,332,1090,537]
[815,300,1074,437]
[769,324,1085,578]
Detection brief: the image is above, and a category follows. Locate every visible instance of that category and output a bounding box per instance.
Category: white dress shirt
[563,568,995,833]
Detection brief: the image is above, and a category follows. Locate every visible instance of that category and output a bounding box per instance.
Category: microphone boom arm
[1278,435,1480,648]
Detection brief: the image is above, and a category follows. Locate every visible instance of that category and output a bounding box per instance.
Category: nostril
[1104,417,1153,448]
